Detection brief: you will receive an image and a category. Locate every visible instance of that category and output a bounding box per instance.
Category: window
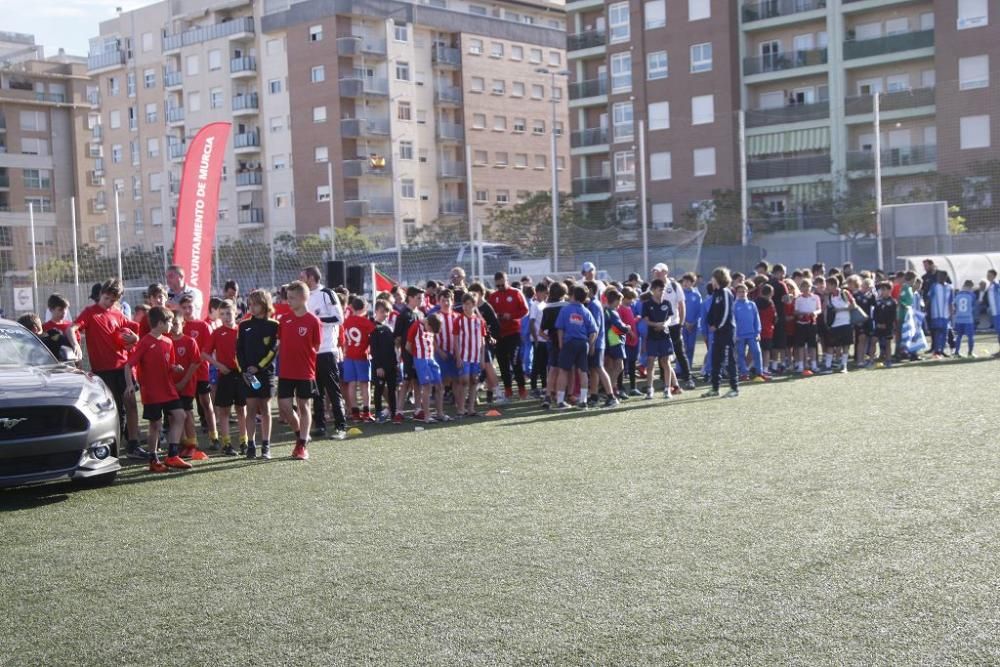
[469,4,488,14]
[22,169,51,189]
[275,193,290,208]
[492,79,505,94]
[529,48,542,64]
[134,209,144,233]
[188,91,201,112]
[128,106,137,130]
[613,101,633,141]
[186,54,199,76]
[884,18,909,35]
[19,110,46,132]
[313,106,327,123]
[141,32,153,52]
[397,101,412,121]
[151,207,163,227]
[270,116,284,133]
[534,154,546,169]
[468,38,483,55]
[416,110,427,124]
[208,50,222,71]
[963,176,993,209]
[514,153,528,168]
[143,68,156,89]
[24,196,52,213]
[959,55,989,90]
[496,190,510,204]
[511,45,523,61]
[689,0,710,21]
[693,147,716,176]
[495,152,508,167]
[269,79,282,94]
[652,203,673,228]
[647,51,668,80]
[473,150,488,165]
[493,115,507,131]
[145,102,157,124]
[132,175,142,199]
[399,141,413,160]
[650,152,672,180]
[512,81,525,97]
[614,150,635,191]
[557,156,566,171]
[311,65,325,83]
[920,13,935,31]
[491,42,504,58]
[958,0,988,29]
[272,154,287,170]
[616,200,637,225]
[401,179,415,198]
[554,121,563,136]
[645,0,666,29]
[531,84,544,99]
[317,185,331,202]
[532,119,545,135]
[395,61,410,81]
[147,137,159,158]
[471,76,485,93]
[109,110,121,129]
[609,3,630,42]
[960,115,991,149]
[553,87,562,100]
[475,189,489,202]
[691,42,712,72]
[691,94,714,125]
[210,87,223,108]
[513,117,526,133]
[886,74,910,92]
[517,190,530,202]
[20,138,48,155]
[130,140,140,165]
[549,51,561,66]
[127,72,136,97]
[108,77,120,96]
[394,23,408,42]
[149,172,163,191]
[472,113,486,129]
[611,53,632,92]
[314,146,328,162]
[309,24,323,41]
[111,144,123,164]
[267,38,282,55]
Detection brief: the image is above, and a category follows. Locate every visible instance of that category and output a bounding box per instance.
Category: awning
[750,184,788,195]
[789,180,831,203]
[747,127,831,156]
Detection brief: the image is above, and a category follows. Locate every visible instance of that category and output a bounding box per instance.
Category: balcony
[435,85,462,107]
[88,198,107,214]
[844,87,935,116]
[87,144,103,158]
[87,50,126,73]
[744,48,827,75]
[338,77,389,97]
[169,181,180,196]
[232,93,259,114]
[336,36,387,58]
[233,131,261,152]
[343,158,392,178]
[746,100,830,127]
[846,145,937,172]
[432,46,461,68]
[88,170,105,187]
[567,30,606,52]
[436,121,464,143]
[568,77,608,101]
[751,213,834,233]
[438,160,465,180]
[440,199,467,216]
[340,116,391,138]
[572,176,611,196]
[168,143,187,161]
[166,107,185,126]
[238,207,264,225]
[570,127,609,148]
[163,17,255,52]
[843,29,933,61]
[742,0,826,23]
[344,197,394,218]
[230,56,257,77]
[0,173,10,188]
[91,125,103,140]
[87,90,101,106]
[164,70,183,89]
[747,153,831,180]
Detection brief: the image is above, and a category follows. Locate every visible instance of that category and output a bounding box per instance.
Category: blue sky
[0,0,147,57]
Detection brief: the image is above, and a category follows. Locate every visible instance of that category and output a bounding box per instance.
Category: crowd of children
[15,258,1000,473]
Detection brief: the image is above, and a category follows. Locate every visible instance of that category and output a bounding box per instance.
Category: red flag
[373,267,394,292]
[173,122,231,317]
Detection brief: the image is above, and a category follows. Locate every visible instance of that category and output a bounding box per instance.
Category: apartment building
[565,0,740,233]
[0,50,100,283]
[261,0,570,245]
[87,0,286,257]
[740,0,998,233]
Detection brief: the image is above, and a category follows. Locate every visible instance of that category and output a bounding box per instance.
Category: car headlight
[81,384,116,417]
[89,438,115,460]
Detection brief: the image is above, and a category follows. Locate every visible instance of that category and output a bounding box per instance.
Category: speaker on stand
[326,260,346,288]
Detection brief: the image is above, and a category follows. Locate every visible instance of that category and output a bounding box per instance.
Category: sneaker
[700,389,720,398]
[739,374,750,382]
[413,410,426,422]
[222,445,239,456]
[645,390,654,400]
[331,429,347,441]
[602,397,620,408]
[377,413,389,424]
[238,443,247,456]
[260,444,271,460]
[360,411,376,422]
[839,366,848,374]
[671,386,682,396]
[802,369,814,377]
[617,392,630,401]
[291,444,309,460]
[392,413,404,425]
[493,395,509,405]
[542,399,551,410]
[126,445,151,460]
[163,455,193,470]
[587,396,600,408]
[311,426,327,438]
[628,389,645,397]
[439,414,455,422]
[683,379,697,390]
[148,460,169,473]
[208,439,221,452]
[724,389,740,398]
[245,443,257,459]
[424,416,439,424]
[180,445,210,461]
[576,401,588,410]
[662,390,672,401]
[556,401,571,410]
[518,388,528,400]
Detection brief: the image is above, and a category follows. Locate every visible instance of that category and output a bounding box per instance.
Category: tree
[826,191,877,240]
[485,191,585,258]
[679,189,743,245]
[948,205,968,235]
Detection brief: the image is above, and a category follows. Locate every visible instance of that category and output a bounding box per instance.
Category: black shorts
[214,372,246,407]
[760,338,773,351]
[243,370,275,399]
[829,324,854,347]
[179,395,195,411]
[771,325,786,348]
[143,399,183,422]
[94,368,129,404]
[278,378,317,400]
[794,324,818,348]
[196,380,212,395]
[401,352,417,382]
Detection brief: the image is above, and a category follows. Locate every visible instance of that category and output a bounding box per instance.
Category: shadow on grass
[0,485,71,512]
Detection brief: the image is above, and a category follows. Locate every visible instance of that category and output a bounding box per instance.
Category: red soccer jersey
[456,313,486,363]
[138,317,152,337]
[127,334,179,404]
[758,301,776,339]
[278,310,321,380]
[274,302,293,321]
[43,319,79,342]
[171,334,200,398]
[784,300,797,338]
[74,303,133,372]
[342,314,376,361]
[407,320,436,360]
[183,319,212,381]
[487,287,529,338]
[435,310,459,356]
[205,325,239,371]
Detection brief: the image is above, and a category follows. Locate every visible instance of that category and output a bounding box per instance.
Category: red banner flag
[373,267,395,292]
[173,122,231,317]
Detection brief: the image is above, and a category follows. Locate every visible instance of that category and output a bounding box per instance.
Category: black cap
[405,286,425,298]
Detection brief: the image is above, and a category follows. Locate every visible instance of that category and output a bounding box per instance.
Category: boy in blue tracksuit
[554,285,598,409]
[928,271,953,356]
[733,284,764,378]
[583,280,613,406]
[699,283,715,380]
[680,273,701,377]
[952,280,977,357]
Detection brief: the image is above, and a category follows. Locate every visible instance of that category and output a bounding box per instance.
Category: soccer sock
[579,383,589,404]
[240,435,248,446]
[556,390,565,403]
[841,353,849,369]
[261,439,269,448]
[167,442,179,457]
[127,438,139,449]
[823,353,833,368]
[209,431,218,441]
[222,435,231,447]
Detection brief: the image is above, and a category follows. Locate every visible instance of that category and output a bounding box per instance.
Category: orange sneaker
[518,388,528,400]
[181,446,210,461]
[291,444,309,460]
[148,460,169,473]
[163,455,193,470]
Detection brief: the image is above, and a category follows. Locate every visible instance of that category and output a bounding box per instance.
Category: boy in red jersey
[68,279,144,458]
[42,293,73,336]
[180,295,219,449]
[434,289,461,397]
[202,300,246,456]
[125,307,191,472]
[455,293,486,417]
[278,281,322,460]
[407,313,446,423]
[341,296,377,422]
[169,314,209,461]
[138,283,168,336]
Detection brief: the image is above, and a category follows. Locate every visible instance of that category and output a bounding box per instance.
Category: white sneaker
[662,390,672,400]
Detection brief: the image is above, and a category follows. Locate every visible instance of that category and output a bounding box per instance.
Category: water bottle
[248,373,261,390]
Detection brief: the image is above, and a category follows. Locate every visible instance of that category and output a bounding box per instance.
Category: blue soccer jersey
[555,302,597,342]
[954,290,976,325]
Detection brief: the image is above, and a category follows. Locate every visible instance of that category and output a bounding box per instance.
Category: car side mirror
[59,346,79,363]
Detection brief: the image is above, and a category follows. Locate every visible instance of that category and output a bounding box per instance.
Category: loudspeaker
[346,265,365,295]
[326,260,346,288]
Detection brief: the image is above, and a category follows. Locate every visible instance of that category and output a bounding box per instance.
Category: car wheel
[72,471,118,488]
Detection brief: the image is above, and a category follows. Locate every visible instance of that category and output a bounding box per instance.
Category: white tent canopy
[897,253,1000,288]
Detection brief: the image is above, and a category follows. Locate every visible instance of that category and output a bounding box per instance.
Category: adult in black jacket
[703,267,739,398]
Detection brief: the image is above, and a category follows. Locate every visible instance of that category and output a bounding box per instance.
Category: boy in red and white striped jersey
[406,313,445,423]
[455,293,486,417]
[434,289,461,395]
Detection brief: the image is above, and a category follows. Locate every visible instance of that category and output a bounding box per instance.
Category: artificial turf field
[2,349,999,666]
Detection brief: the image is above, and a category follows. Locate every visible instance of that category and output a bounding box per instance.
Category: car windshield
[0,326,58,366]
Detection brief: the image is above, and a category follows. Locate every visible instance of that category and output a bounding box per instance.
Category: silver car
[0,319,121,488]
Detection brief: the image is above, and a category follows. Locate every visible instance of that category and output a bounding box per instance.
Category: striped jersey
[929,281,953,320]
[435,309,459,355]
[407,320,436,359]
[456,313,486,363]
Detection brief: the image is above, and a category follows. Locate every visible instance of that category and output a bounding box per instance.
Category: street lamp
[535,67,569,273]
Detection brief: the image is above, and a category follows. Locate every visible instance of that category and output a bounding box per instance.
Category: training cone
[347,427,362,437]
[485,409,502,417]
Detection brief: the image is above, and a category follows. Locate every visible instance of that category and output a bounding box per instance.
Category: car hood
[0,365,91,404]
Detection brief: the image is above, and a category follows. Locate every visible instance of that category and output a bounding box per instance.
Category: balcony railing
[742,0,826,23]
[345,197,394,217]
[168,143,187,160]
[0,174,9,188]
[435,85,462,105]
[163,17,255,51]
[569,77,608,100]
[440,200,467,215]
[238,208,264,225]
[340,116,391,137]
[432,46,461,67]
[343,158,392,178]
[747,153,831,179]
[746,100,830,127]
[436,121,464,142]
[567,30,606,51]
[438,160,465,179]
[743,47,828,75]
[234,132,261,149]
[87,90,101,106]
[572,176,611,196]
[846,145,937,171]
[751,213,834,233]
[570,127,610,148]
[336,36,387,57]
[844,87,935,115]
[338,77,389,97]
[844,29,934,60]
[166,107,185,123]
[232,93,259,111]
[230,56,257,74]
[87,50,125,71]
[164,70,183,88]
